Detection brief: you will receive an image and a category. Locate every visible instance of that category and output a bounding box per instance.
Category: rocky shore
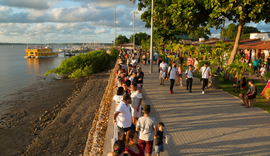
[0,69,112,156]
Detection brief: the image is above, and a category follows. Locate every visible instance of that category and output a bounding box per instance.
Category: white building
[250,32,270,41]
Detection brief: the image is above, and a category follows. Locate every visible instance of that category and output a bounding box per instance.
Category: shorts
[154,59,157,61]
[240,93,256,99]
[155,144,164,154]
[139,139,153,154]
[131,105,141,118]
[159,72,165,80]
[118,124,135,137]
[178,74,182,78]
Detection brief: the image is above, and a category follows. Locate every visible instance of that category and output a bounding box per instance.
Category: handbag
[200,67,208,81]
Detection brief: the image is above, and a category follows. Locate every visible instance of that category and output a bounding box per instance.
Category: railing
[112,122,118,150]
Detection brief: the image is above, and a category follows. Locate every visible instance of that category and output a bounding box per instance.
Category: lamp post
[130,11,138,53]
[149,0,154,73]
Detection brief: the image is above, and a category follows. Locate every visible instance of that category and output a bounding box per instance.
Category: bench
[248,98,256,107]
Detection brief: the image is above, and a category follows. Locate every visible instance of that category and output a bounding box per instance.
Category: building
[250,32,270,41]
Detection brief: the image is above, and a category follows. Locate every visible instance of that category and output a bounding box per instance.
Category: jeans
[267,63,270,71]
[202,79,209,91]
[186,78,193,91]
[170,79,175,92]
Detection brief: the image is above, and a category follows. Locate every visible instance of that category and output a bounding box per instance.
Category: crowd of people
[238,49,269,82]
[110,49,167,156]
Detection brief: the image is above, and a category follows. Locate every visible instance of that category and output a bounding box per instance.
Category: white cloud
[95,28,108,34]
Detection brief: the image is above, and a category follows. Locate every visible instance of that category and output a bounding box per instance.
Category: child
[136,105,157,156]
[154,122,165,156]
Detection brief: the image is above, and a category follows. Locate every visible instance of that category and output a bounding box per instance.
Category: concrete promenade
[140,65,270,155]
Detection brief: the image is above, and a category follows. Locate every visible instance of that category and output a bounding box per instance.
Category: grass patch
[218,77,270,113]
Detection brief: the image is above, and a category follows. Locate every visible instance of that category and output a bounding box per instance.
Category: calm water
[0,45,71,98]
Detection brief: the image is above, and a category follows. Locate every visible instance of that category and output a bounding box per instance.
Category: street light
[130,11,138,53]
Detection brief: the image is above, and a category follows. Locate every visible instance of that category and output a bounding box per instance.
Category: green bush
[45,50,111,79]
[110,47,119,61]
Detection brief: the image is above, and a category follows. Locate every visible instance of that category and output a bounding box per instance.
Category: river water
[0,44,71,98]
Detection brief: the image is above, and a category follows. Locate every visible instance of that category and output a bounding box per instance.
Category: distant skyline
[0,0,270,43]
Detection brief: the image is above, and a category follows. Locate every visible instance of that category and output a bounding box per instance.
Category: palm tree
[226,60,252,92]
[214,41,233,71]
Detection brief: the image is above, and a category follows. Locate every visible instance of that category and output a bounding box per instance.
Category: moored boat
[24,46,58,58]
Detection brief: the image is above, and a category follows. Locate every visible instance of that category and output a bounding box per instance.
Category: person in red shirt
[121,130,144,156]
[116,64,126,77]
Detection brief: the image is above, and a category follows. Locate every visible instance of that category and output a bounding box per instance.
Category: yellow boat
[24,46,58,58]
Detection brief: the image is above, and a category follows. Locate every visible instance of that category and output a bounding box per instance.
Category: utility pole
[133,12,135,53]
[114,6,116,47]
[131,11,138,53]
[149,0,154,73]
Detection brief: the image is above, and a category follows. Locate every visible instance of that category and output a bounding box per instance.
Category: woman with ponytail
[107,140,130,156]
[121,130,144,156]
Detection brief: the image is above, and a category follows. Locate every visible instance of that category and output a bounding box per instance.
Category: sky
[0,0,270,43]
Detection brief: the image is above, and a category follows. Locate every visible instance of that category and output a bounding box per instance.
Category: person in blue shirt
[154,52,159,65]
[253,58,260,75]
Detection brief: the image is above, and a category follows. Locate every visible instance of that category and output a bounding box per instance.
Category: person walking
[253,58,260,75]
[187,55,194,66]
[166,62,177,94]
[157,56,162,73]
[199,62,212,94]
[175,63,183,87]
[159,59,167,86]
[185,65,194,93]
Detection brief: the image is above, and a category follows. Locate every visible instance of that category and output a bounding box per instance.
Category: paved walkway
[140,65,270,156]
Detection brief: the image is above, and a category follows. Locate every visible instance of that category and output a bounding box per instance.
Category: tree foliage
[129,32,150,45]
[115,35,129,45]
[221,23,260,40]
[136,0,270,65]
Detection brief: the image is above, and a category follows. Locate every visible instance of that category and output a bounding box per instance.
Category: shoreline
[0,68,112,155]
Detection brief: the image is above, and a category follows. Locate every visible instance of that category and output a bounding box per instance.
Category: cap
[137,67,141,70]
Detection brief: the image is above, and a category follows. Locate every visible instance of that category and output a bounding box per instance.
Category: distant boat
[12,46,14,48]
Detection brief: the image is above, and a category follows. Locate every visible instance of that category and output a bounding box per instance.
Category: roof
[239,41,270,50]
[250,32,270,34]
[119,43,138,47]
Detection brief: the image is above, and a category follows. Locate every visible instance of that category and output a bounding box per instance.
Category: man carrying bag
[199,62,212,94]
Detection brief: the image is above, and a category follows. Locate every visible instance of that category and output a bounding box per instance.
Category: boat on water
[24,46,58,58]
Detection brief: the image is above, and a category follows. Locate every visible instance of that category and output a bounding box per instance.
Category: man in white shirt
[159,59,168,86]
[185,65,195,93]
[113,94,134,136]
[199,62,212,94]
[131,57,137,68]
[166,62,178,94]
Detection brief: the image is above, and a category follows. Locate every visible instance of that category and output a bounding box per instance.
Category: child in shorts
[136,105,157,156]
[154,122,165,156]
